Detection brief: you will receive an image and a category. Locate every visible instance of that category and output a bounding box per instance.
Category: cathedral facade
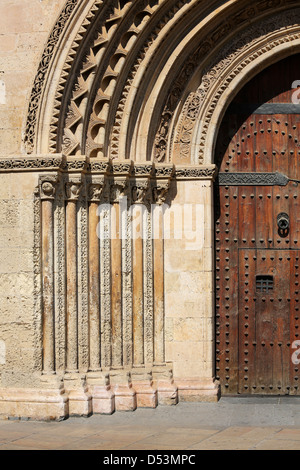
[1,0,300,419]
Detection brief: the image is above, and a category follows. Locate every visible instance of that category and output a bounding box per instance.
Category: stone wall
[0,0,65,156]
[0,172,38,387]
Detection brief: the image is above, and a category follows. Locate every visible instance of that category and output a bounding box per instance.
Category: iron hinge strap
[217,172,300,186]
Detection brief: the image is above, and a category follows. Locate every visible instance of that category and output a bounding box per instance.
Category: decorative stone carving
[23,0,300,165]
[173,8,300,164]
[88,178,105,202]
[24,0,80,153]
[153,3,300,163]
[0,156,63,171]
[65,179,83,201]
[175,165,217,180]
[39,175,59,200]
[109,177,129,203]
[131,179,150,204]
[152,180,170,206]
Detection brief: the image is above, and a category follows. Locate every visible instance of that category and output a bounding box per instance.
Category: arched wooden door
[215,54,300,396]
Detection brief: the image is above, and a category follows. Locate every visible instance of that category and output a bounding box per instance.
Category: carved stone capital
[151,180,171,206]
[109,177,129,204]
[153,164,175,180]
[131,179,150,204]
[88,177,105,203]
[39,175,59,201]
[132,163,155,178]
[88,159,112,174]
[65,179,83,202]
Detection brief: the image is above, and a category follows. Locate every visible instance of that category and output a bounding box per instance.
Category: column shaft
[132,205,144,365]
[66,201,78,372]
[42,199,55,373]
[88,201,101,370]
[154,207,164,364]
[111,203,122,367]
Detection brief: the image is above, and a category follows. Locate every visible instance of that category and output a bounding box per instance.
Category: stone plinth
[176,378,220,403]
[0,387,68,421]
[63,374,92,417]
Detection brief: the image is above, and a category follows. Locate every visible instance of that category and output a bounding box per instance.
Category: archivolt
[23,0,300,163]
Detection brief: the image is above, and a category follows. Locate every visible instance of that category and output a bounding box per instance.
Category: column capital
[39,175,60,201]
[87,177,105,203]
[151,179,171,206]
[108,177,130,204]
[130,178,150,204]
[65,178,83,202]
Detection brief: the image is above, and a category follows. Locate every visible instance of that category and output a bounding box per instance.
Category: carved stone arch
[171,7,300,166]
[54,0,202,160]
[24,0,196,158]
[129,0,300,164]
[23,0,103,154]
[24,0,300,162]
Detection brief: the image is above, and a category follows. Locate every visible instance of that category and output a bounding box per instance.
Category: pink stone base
[91,385,115,415]
[113,384,137,412]
[0,378,220,420]
[0,388,68,421]
[67,389,92,417]
[63,374,92,417]
[133,382,158,408]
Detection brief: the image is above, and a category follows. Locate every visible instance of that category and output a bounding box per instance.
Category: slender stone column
[153,205,164,364]
[88,180,104,371]
[152,181,170,364]
[111,202,122,367]
[65,179,82,372]
[131,180,149,366]
[110,178,128,368]
[132,209,144,366]
[39,176,58,374]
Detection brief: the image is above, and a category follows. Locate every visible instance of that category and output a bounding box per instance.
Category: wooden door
[215,54,300,395]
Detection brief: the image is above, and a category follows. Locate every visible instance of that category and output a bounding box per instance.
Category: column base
[176,378,220,403]
[133,381,158,408]
[64,373,92,417]
[90,379,115,415]
[0,387,68,421]
[113,383,137,412]
[0,375,220,420]
[156,379,178,406]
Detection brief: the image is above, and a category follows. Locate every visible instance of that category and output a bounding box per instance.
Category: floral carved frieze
[32,158,216,203]
[0,156,63,171]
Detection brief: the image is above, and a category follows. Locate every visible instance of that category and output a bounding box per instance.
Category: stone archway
[2,0,300,420]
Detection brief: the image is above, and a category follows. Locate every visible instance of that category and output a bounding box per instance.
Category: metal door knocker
[277,212,290,237]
